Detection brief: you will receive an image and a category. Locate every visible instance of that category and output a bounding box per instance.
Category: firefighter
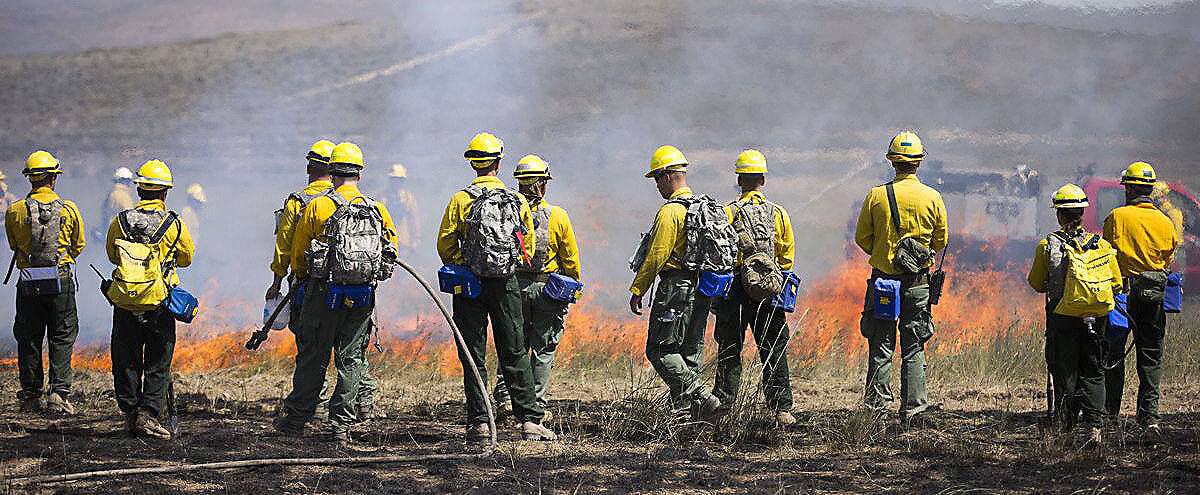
[106,159,194,439]
[1028,184,1120,443]
[1102,162,1179,433]
[629,145,722,420]
[711,150,796,426]
[265,140,378,421]
[181,183,206,242]
[0,169,19,213]
[854,131,948,426]
[384,164,420,259]
[5,151,85,414]
[491,154,582,422]
[274,142,398,443]
[437,132,555,442]
[94,167,135,242]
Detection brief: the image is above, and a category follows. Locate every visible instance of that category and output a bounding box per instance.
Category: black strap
[150,212,179,244]
[885,182,902,235]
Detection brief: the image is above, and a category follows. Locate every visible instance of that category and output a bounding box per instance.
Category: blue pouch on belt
[770,271,802,312]
[872,278,901,321]
[1164,272,1183,313]
[1107,293,1130,342]
[438,264,481,299]
[326,284,373,310]
[698,271,734,298]
[543,273,583,303]
[166,286,199,323]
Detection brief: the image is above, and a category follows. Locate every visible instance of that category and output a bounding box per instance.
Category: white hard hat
[113,167,134,181]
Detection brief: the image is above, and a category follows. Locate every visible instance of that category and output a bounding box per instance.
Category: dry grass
[0,308,1196,493]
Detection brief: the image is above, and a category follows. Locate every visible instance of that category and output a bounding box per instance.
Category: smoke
[0,0,1197,345]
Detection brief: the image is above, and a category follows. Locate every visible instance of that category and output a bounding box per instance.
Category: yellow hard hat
[329,142,364,167]
[187,183,207,203]
[23,150,62,178]
[646,145,688,178]
[134,159,174,190]
[307,139,336,163]
[389,163,408,178]
[886,131,925,164]
[1052,183,1088,209]
[514,154,551,183]
[734,149,767,174]
[0,170,6,180]
[465,132,504,167]
[1120,161,1156,186]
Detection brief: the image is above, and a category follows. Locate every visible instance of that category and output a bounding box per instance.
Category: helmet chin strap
[520,181,545,203]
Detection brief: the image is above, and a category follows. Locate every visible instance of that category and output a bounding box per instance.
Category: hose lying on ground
[7,259,498,485]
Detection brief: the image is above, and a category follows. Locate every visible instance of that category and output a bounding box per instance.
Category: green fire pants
[646,272,712,404]
[493,274,569,410]
[282,281,372,428]
[111,306,175,416]
[14,276,78,400]
[453,276,543,425]
[1105,293,1166,425]
[1045,302,1107,429]
[860,272,932,419]
[712,277,793,412]
[289,285,375,411]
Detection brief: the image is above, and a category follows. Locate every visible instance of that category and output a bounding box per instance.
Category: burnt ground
[0,370,1197,494]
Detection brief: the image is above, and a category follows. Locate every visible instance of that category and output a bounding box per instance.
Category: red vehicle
[1082,178,1199,293]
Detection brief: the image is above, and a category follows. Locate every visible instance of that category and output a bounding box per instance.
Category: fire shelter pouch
[1130,270,1167,304]
[542,273,583,303]
[16,266,62,296]
[1107,293,1130,343]
[872,278,901,321]
[697,271,734,298]
[438,264,481,299]
[1164,272,1183,313]
[165,286,199,323]
[326,284,373,310]
[770,271,802,312]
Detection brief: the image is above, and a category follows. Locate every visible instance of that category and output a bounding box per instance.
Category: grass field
[0,304,1196,494]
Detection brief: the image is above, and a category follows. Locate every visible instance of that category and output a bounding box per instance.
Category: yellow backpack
[107,210,179,311]
[1052,233,1119,318]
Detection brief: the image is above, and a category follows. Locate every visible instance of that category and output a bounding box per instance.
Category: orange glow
[1,241,1041,375]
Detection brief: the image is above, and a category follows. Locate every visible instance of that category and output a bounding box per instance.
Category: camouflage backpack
[673,195,738,273]
[26,198,65,267]
[307,192,396,285]
[274,189,328,233]
[731,199,785,300]
[521,204,552,273]
[460,185,527,278]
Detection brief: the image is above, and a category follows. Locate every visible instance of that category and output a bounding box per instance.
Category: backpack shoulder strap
[462,185,483,199]
[885,182,902,235]
[149,211,179,244]
[117,209,134,237]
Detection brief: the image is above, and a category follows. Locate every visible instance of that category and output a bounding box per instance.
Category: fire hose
[8,260,497,485]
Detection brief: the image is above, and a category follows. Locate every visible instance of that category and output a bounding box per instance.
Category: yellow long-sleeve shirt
[271,180,333,277]
[630,187,693,296]
[105,199,194,286]
[1102,203,1179,278]
[724,190,795,271]
[436,175,537,267]
[103,184,134,230]
[525,198,582,281]
[290,183,398,278]
[855,173,948,275]
[384,188,420,250]
[1027,228,1122,296]
[5,186,86,268]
